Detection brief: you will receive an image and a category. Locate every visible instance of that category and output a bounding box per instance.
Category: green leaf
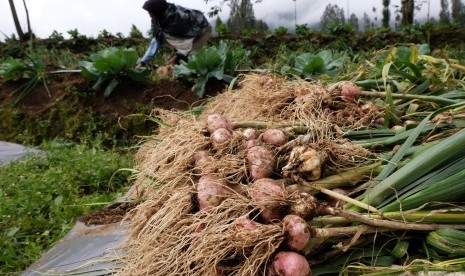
[358,103,465,209]
[382,62,392,89]
[193,75,209,97]
[316,50,333,63]
[79,61,99,80]
[391,240,409,259]
[0,58,31,81]
[295,53,313,72]
[280,65,292,75]
[394,46,413,64]
[173,40,249,97]
[289,50,343,78]
[302,56,325,76]
[418,43,431,55]
[104,78,119,97]
[381,166,465,212]
[127,68,150,81]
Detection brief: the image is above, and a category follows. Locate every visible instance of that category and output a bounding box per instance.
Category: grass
[0,138,133,274]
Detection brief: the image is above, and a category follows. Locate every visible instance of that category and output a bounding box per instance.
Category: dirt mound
[80,202,137,226]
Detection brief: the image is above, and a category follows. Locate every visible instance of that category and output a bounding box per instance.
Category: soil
[79,202,137,226]
[0,74,224,116]
[0,73,227,146]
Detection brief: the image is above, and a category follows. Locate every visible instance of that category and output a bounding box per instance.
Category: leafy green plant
[366,43,431,91]
[326,22,353,35]
[280,50,344,78]
[396,24,423,35]
[98,29,114,39]
[48,30,64,42]
[0,139,133,273]
[173,41,251,97]
[215,23,227,35]
[274,26,288,36]
[295,24,313,36]
[79,47,149,97]
[0,43,50,106]
[67,28,85,40]
[241,28,259,36]
[0,57,31,81]
[129,24,143,39]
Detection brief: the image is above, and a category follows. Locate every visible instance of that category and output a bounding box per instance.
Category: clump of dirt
[80,202,137,226]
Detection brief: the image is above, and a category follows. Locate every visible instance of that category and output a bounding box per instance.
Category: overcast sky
[0,0,439,40]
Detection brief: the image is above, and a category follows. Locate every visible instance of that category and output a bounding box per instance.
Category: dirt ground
[0,74,225,116]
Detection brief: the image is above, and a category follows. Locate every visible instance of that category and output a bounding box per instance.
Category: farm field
[1,25,465,275]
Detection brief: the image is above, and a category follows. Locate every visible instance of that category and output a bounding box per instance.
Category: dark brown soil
[0,74,224,115]
[79,202,137,226]
[0,73,227,146]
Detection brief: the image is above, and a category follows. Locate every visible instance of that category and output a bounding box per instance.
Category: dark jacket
[152,3,209,39]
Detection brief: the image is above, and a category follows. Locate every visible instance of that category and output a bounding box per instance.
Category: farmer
[137,0,211,68]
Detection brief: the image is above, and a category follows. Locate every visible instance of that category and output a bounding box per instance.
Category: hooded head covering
[142,0,168,19]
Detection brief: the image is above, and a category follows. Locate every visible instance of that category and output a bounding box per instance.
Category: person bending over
[137,0,211,68]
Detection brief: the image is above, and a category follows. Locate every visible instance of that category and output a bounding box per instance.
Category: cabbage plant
[280,50,343,79]
[173,41,250,97]
[79,47,149,97]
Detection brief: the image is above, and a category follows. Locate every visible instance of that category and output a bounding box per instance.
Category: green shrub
[295,24,314,36]
[129,24,144,39]
[274,26,288,36]
[215,23,228,36]
[48,30,64,42]
[326,22,353,35]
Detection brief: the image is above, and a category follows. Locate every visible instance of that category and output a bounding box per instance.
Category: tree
[320,4,345,30]
[225,0,267,34]
[226,0,255,33]
[372,7,378,27]
[348,13,359,32]
[255,20,269,34]
[400,0,414,26]
[8,0,32,41]
[363,12,372,31]
[204,0,262,17]
[451,0,465,26]
[439,0,451,24]
[382,0,391,28]
[215,16,224,28]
